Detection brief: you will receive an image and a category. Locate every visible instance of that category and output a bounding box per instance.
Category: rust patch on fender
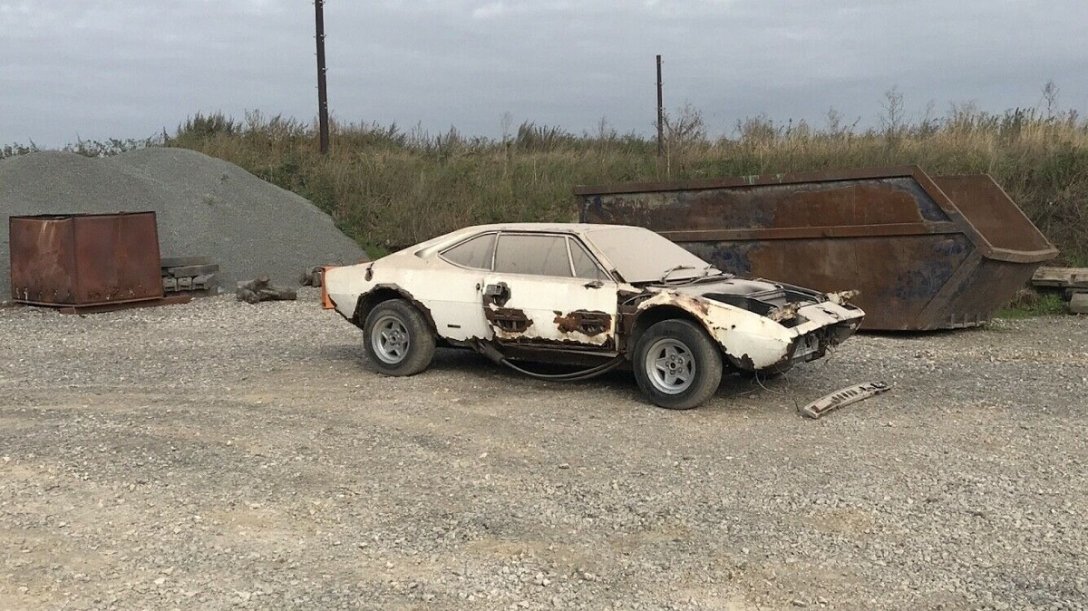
[553,310,612,336]
[688,297,710,316]
[618,304,640,335]
[666,291,710,316]
[728,352,757,372]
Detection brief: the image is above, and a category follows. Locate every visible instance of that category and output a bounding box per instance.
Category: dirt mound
[0,148,367,300]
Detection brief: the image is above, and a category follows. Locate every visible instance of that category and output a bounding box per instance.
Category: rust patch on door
[553,309,612,336]
[486,307,532,333]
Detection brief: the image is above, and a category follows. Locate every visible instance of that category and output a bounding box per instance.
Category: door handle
[484,283,508,298]
[584,280,604,289]
[483,282,511,306]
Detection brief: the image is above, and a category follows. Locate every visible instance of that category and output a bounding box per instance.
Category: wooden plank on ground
[1032,267,1088,289]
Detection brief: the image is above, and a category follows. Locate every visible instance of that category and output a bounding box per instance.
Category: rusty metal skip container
[9,212,163,308]
[576,167,1057,330]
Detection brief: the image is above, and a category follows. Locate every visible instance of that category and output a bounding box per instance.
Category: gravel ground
[1,293,1086,610]
[0,149,366,299]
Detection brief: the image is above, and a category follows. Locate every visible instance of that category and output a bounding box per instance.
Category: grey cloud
[2,0,1085,146]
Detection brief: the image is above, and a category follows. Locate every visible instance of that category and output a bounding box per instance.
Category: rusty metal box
[577,167,1058,330]
[8,212,164,307]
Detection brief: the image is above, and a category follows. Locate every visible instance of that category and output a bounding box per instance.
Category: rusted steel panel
[9,212,164,307]
[576,167,1057,331]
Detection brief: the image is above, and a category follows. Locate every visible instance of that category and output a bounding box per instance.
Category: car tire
[363,299,436,376]
[633,319,723,410]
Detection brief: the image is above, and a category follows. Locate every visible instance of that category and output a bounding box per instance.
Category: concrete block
[192,273,218,290]
[1070,292,1088,315]
[166,264,220,278]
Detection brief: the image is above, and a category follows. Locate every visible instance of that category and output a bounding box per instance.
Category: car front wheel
[363,299,436,376]
[633,319,723,410]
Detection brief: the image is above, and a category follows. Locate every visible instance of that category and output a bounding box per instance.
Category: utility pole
[315,0,330,154]
[656,54,664,158]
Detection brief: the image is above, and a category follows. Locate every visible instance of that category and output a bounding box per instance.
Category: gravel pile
[1,295,1086,609]
[0,148,367,299]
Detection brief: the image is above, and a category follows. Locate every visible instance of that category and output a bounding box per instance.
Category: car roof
[411,223,643,254]
[456,222,624,234]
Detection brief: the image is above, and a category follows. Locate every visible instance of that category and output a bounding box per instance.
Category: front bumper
[715,301,864,372]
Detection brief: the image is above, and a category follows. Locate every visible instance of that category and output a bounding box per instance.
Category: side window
[494,234,572,277]
[440,233,495,270]
[568,238,607,280]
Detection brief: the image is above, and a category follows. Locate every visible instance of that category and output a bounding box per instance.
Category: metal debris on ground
[55,294,192,315]
[800,381,891,419]
[236,276,298,304]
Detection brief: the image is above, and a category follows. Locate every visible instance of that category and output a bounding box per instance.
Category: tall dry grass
[164,103,1088,262]
[7,98,1084,262]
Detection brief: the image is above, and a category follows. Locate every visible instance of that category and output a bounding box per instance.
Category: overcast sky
[2,0,1086,147]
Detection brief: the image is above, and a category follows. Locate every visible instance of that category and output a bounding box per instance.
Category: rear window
[440,233,495,269]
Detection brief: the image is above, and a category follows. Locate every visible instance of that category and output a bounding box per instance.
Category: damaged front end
[635,278,864,373]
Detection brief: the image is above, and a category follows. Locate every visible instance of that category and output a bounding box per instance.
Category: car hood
[647,277,816,302]
[643,277,833,318]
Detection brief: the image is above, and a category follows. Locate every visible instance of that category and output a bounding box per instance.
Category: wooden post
[656,54,664,158]
[315,0,330,154]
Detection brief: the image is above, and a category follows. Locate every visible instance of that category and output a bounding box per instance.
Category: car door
[424,231,498,342]
[481,232,619,350]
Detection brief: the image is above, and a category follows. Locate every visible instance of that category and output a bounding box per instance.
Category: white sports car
[324,223,864,409]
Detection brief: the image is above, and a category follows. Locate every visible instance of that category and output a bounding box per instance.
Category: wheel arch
[353,284,438,334]
[627,304,719,357]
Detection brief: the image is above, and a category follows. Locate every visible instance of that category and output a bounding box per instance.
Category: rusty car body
[325,223,864,409]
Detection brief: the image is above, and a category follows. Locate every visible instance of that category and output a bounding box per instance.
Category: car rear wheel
[363,299,435,376]
[633,319,723,410]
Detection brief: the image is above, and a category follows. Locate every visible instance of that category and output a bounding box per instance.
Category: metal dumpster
[576,167,1058,330]
[9,212,164,308]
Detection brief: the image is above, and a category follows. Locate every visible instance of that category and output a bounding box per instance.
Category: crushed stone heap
[0,148,367,300]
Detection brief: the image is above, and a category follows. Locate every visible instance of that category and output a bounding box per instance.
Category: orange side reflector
[321,266,335,310]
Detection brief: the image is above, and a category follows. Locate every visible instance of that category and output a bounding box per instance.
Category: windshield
[582,226,718,283]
